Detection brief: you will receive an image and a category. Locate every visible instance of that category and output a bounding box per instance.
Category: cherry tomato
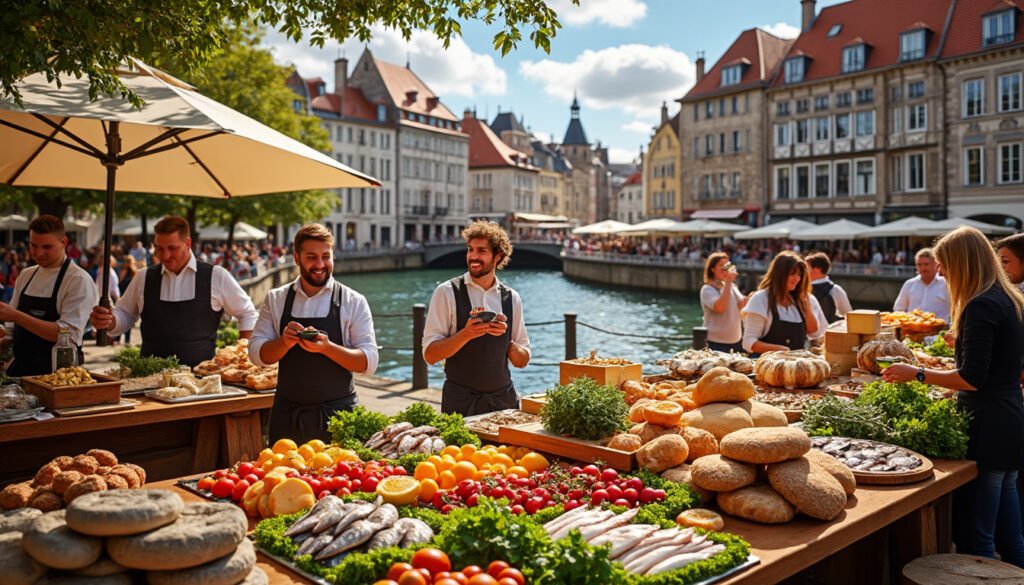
[411,548,452,575]
[211,478,235,499]
[254,468,266,479]
[497,568,525,585]
[591,489,609,505]
[197,477,216,491]
[510,504,525,515]
[373,581,399,585]
[564,499,582,511]
[435,580,461,585]
[461,566,483,579]
[613,498,632,508]
[335,462,352,477]
[231,479,250,501]
[582,465,601,478]
[486,561,509,578]
[307,479,322,494]
[237,462,256,477]
[497,579,519,585]
[362,475,381,493]
[623,488,639,503]
[213,469,228,479]
[432,572,454,582]
[600,468,618,482]
[243,473,260,485]
[640,487,658,504]
[625,477,644,491]
[606,485,623,501]
[389,563,415,581]
[350,478,362,492]
[397,570,428,585]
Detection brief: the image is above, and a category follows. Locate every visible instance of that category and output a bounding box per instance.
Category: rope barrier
[523,320,565,327]
[374,313,411,319]
[576,320,693,342]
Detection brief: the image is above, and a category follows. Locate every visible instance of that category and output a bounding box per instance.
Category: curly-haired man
[423,221,531,415]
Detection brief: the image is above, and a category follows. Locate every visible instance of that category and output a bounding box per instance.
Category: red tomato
[243,473,260,485]
[237,462,256,477]
[398,570,428,585]
[211,478,235,499]
[461,566,483,579]
[444,573,468,585]
[213,469,228,479]
[388,563,414,581]
[363,476,380,492]
[486,561,509,578]
[435,580,461,585]
[411,549,452,575]
[231,479,250,501]
[496,579,518,585]
[196,477,216,491]
[497,568,524,585]
[467,574,497,585]
[433,572,454,582]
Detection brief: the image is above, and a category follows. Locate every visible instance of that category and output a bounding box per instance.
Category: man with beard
[423,221,530,416]
[91,216,258,366]
[249,224,378,443]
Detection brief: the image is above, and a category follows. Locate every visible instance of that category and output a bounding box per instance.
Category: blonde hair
[933,226,1024,334]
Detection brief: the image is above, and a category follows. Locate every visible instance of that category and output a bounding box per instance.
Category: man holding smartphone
[423,221,531,416]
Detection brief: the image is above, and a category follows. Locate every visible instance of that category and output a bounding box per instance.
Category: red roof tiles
[462,116,538,170]
[310,87,379,120]
[941,0,1024,59]
[684,29,795,101]
[374,59,459,122]
[625,171,643,185]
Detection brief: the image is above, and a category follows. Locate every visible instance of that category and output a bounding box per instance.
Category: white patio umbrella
[572,219,632,235]
[915,217,1016,237]
[0,59,378,344]
[674,219,750,237]
[791,219,871,241]
[618,218,687,234]
[733,218,817,240]
[199,221,269,241]
[856,216,940,238]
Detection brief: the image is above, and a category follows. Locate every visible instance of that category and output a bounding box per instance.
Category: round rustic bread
[717,485,796,524]
[606,433,642,452]
[72,555,129,577]
[240,567,269,585]
[689,454,757,492]
[719,427,811,464]
[36,574,134,585]
[107,466,141,490]
[692,367,755,406]
[29,490,63,512]
[681,426,718,462]
[22,510,103,570]
[681,403,754,441]
[0,508,43,533]
[85,449,118,468]
[629,422,683,444]
[33,463,62,487]
[67,489,183,536]
[737,400,789,427]
[767,456,847,521]
[636,434,688,473]
[0,531,47,585]
[147,538,256,585]
[660,464,714,504]
[107,502,247,570]
[805,449,857,496]
[50,456,75,471]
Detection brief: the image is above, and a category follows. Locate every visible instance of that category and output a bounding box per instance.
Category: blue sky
[266,0,845,164]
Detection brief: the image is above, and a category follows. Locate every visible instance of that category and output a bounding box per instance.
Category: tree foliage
[2,0,573,107]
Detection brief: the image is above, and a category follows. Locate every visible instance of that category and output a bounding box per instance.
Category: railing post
[411,303,428,390]
[564,312,577,360]
[692,327,708,350]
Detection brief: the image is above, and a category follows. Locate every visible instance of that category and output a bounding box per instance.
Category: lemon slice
[376,476,422,506]
[676,508,725,531]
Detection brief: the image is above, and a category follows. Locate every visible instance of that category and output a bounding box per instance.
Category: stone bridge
[422,241,563,269]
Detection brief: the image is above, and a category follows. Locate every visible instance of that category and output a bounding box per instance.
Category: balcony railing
[404,205,430,216]
[433,206,449,216]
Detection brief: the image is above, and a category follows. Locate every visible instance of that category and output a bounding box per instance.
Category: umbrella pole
[97,122,121,347]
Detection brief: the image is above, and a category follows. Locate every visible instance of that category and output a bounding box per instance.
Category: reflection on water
[339,268,704,394]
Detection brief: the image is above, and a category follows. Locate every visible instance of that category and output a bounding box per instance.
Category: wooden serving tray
[52,399,137,417]
[852,447,935,485]
[498,422,636,472]
[559,361,642,386]
[21,372,122,410]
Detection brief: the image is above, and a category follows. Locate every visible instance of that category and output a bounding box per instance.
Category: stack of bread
[194,340,277,391]
[0,489,266,585]
[0,450,147,513]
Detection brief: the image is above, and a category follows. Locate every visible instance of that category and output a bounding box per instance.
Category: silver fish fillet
[332,501,376,535]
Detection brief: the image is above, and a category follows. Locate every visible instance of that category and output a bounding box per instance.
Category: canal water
[339,268,704,394]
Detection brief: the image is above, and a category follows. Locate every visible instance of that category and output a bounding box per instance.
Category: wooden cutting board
[498,422,636,471]
[52,399,137,417]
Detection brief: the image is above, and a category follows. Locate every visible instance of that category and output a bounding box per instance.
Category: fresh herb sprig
[541,377,629,440]
[112,346,180,378]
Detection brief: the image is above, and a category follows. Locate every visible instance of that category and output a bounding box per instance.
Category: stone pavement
[82,327,442,416]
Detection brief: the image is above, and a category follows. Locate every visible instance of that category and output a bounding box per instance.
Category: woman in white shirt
[742,251,820,357]
[700,253,746,352]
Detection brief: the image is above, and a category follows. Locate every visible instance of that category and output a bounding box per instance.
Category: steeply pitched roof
[491,112,527,135]
[372,58,458,122]
[563,118,588,145]
[770,0,955,87]
[684,28,794,101]
[463,117,538,170]
[625,171,643,185]
[941,0,1024,59]
[310,86,379,121]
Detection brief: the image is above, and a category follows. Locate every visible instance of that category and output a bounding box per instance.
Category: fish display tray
[21,372,122,409]
[498,421,636,472]
[813,437,935,485]
[257,548,331,585]
[144,387,247,404]
[753,387,859,423]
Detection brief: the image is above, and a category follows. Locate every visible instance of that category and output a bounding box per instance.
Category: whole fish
[332,501,376,535]
[364,503,399,528]
[285,497,344,537]
[367,524,408,550]
[313,503,349,534]
[384,422,413,439]
[316,519,379,560]
[394,518,434,547]
[297,532,335,557]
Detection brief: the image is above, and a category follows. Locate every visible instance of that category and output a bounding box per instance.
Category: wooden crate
[498,422,637,471]
[558,361,642,387]
[22,373,122,410]
[519,394,546,415]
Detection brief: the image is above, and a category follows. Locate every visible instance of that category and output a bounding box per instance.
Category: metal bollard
[564,312,577,360]
[692,326,708,350]
[411,303,428,389]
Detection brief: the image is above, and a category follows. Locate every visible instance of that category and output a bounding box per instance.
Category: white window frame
[907,152,926,192]
[900,30,926,61]
[984,10,1016,47]
[893,108,903,135]
[775,123,791,146]
[784,58,805,84]
[908,103,927,132]
[855,110,875,137]
[796,118,810,144]
[815,116,830,141]
[893,155,904,192]
[721,65,742,87]
[795,164,811,199]
[998,142,1023,184]
[963,146,985,186]
[835,113,851,139]
[855,158,876,196]
[814,162,831,198]
[834,160,851,197]
[775,166,791,200]
[842,45,865,73]
[999,72,1022,113]
[964,79,985,118]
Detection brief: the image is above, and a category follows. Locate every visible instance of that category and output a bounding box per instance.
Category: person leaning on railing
[883,227,1024,568]
[700,252,746,353]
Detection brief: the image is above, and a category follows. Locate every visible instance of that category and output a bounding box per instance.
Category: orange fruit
[418,478,439,503]
[426,455,444,468]
[297,445,317,461]
[438,470,457,490]
[518,452,549,473]
[437,456,456,472]
[451,461,477,483]
[489,463,507,475]
[506,465,529,479]
[473,469,490,481]
[376,476,421,506]
[459,444,477,460]
[272,438,297,455]
[442,445,461,458]
[414,461,439,481]
[306,439,327,453]
[469,450,492,468]
[492,454,515,468]
[309,452,334,469]
[270,453,286,465]
[257,448,274,464]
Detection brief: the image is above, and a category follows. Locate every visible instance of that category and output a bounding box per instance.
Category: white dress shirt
[96,268,120,302]
[741,289,823,353]
[893,275,950,322]
[811,277,853,318]
[248,278,378,374]
[422,273,531,359]
[6,256,98,346]
[108,254,259,337]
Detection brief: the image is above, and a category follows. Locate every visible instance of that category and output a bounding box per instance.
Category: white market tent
[572,219,632,235]
[734,218,817,240]
[916,217,1015,237]
[674,219,751,237]
[618,218,688,234]
[790,219,871,241]
[856,216,941,238]
[200,221,269,241]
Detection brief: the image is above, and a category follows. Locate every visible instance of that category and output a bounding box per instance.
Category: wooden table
[152,459,976,585]
[1,393,274,485]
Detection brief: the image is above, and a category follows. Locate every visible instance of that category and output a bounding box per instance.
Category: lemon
[376,476,422,506]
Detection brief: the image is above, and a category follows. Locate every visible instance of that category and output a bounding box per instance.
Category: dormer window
[784,57,806,84]
[721,64,743,87]
[842,44,866,73]
[984,9,1016,46]
[900,30,927,61]
[828,24,843,38]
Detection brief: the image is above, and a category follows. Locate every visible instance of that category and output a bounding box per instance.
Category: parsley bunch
[541,377,629,441]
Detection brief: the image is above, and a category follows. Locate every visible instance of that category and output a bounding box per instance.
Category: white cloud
[547,0,648,27]
[608,147,639,164]
[263,25,507,98]
[622,120,654,134]
[520,44,694,120]
[761,22,801,39]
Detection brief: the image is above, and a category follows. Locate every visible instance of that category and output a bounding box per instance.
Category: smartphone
[473,311,497,323]
[298,329,321,340]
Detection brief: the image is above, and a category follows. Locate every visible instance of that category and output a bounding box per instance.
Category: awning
[535,222,573,229]
[690,208,744,219]
[515,212,568,223]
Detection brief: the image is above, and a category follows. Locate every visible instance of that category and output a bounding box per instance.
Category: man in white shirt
[90,216,259,366]
[423,221,530,416]
[806,252,853,325]
[249,224,378,443]
[0,216,98,376]
[893,248,950,322]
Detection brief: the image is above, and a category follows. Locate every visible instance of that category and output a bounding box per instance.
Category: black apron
[269,281,356,444]
[441,277,518,416]
[10,259,82,377]
[812,280,840,324]
[140,261,223,367]
[760,298,807,351]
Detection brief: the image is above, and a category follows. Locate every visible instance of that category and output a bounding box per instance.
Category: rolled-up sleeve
[248,292,280,367]
[58,270,99,346]
[215,268,260,331]
[957,298,997,390]
[422,284,453,359]
[109,273,144,337]
[346,293,378,375]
